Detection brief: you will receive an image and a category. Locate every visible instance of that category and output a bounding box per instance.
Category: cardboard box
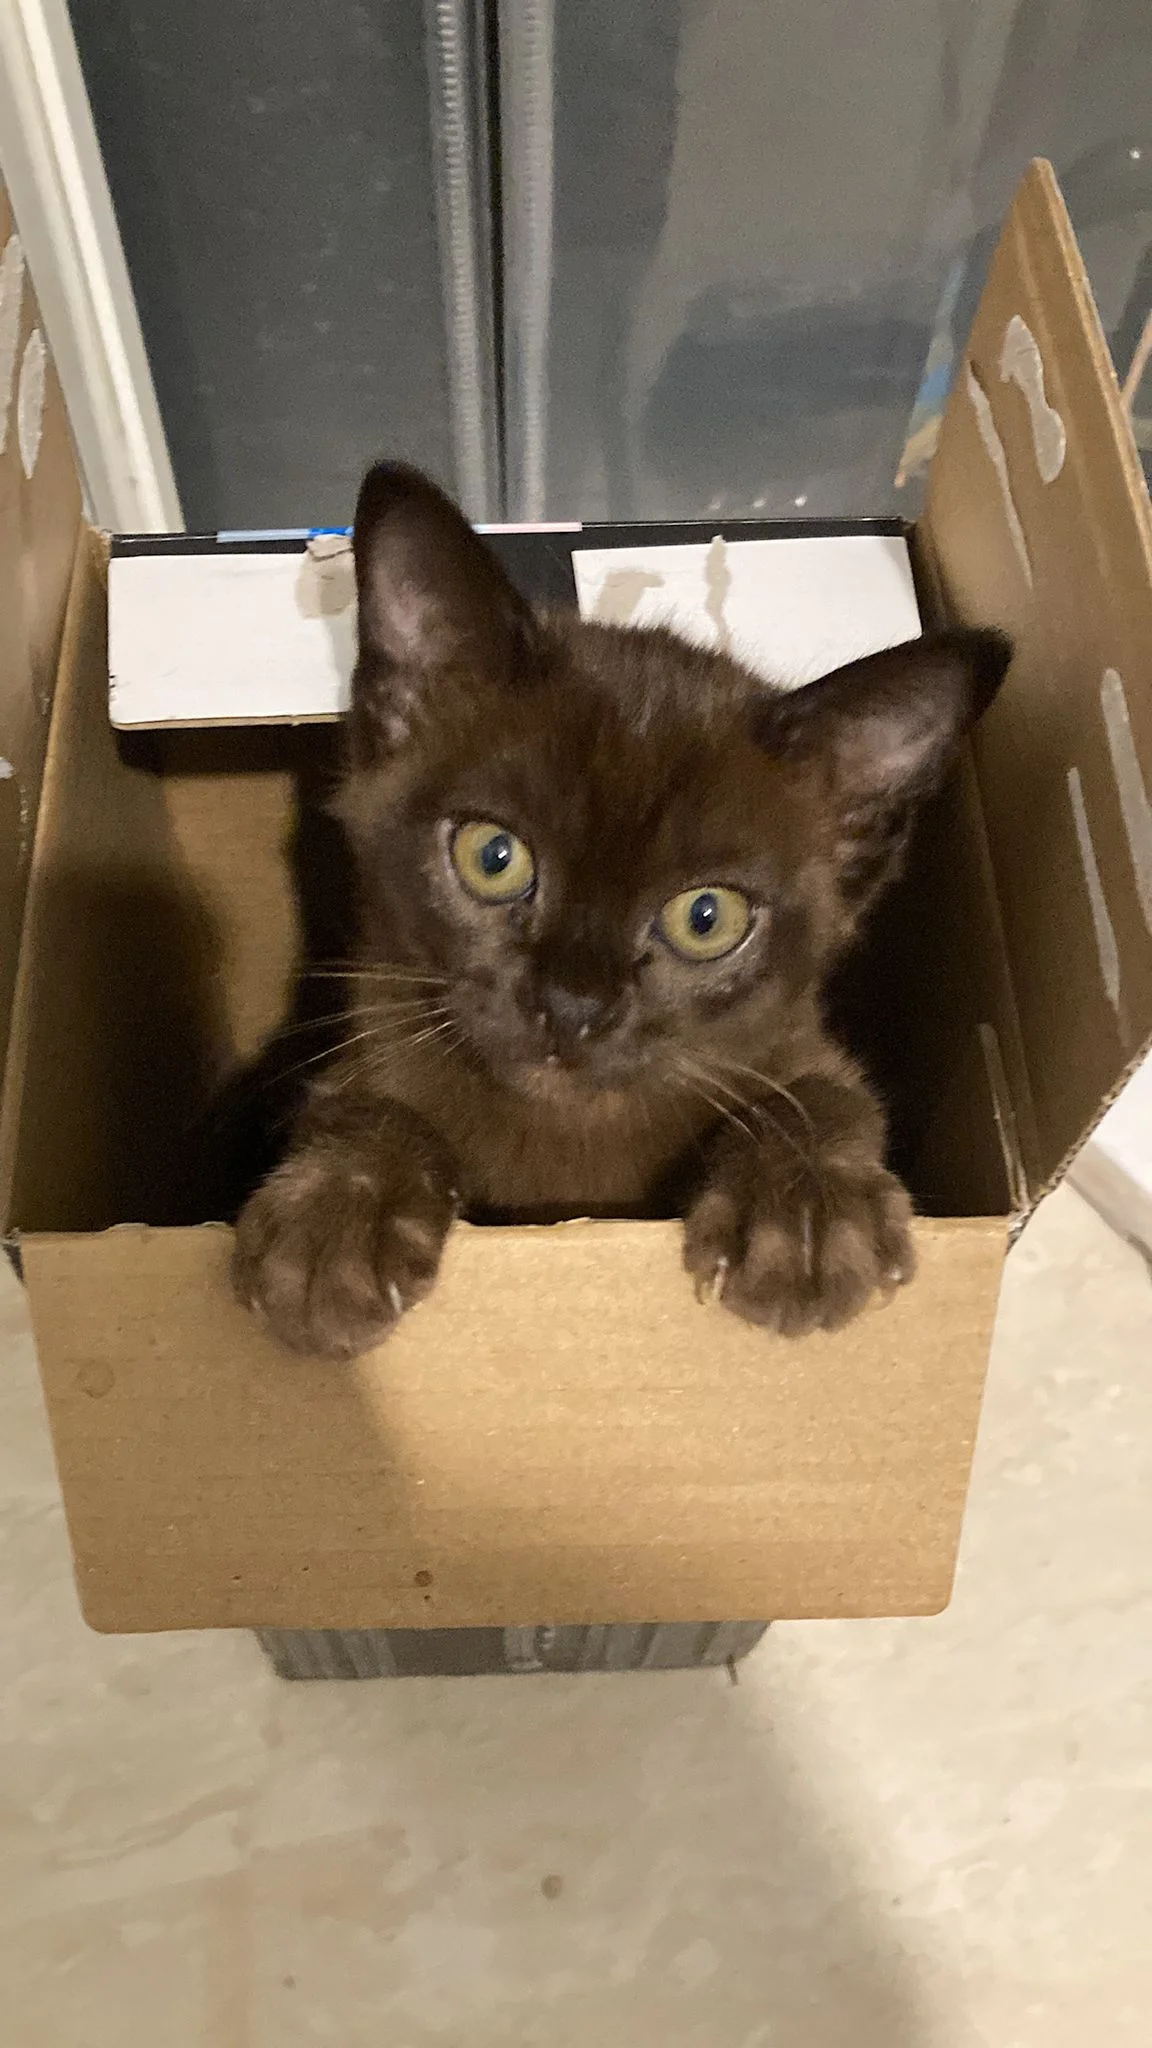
[3,161,1152,1636]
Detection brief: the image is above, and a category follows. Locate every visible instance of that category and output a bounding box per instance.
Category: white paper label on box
[572,534,921,688]
[109,552,358,727]
[108,532,921,729]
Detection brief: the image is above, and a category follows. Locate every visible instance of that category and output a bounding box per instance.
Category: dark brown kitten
[233,464,1010,1359]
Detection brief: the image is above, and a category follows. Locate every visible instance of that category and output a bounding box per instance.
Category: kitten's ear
[754,626,1012,904]
[350,462,537,757]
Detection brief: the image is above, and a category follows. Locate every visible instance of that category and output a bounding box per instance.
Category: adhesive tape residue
[1100,666,1152,938]
[295,532,355,618]
[1067,765,1121,1015]
[17,328,46,480]
[0,232,25,456]
[965,363,1032,585]
[1000,315,1066,483]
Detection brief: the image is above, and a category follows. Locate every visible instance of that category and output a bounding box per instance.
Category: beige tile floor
[0,1183,1149,2046]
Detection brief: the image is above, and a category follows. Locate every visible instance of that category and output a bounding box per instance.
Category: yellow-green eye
[451,820,536,902]
[659,886,752,961]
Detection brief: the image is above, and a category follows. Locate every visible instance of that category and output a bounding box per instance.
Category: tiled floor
[1,1184,1149,2045]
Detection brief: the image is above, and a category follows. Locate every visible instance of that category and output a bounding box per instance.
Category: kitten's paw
[684,1154,915,1338]
[233,1151,458,1361]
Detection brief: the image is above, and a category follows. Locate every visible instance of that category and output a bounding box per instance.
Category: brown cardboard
[923,158,1152,1195]
[0,184,82,1158]
[21,1217,1006,1631]
[2,161,1149,1634]
[1,529,223,1235]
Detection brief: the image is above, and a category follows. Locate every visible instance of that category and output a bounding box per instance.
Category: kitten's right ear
[753,625,1011,915]
[350,462,537,759]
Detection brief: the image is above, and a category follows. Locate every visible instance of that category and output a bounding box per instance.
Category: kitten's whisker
[265,1009,366,1044]
[400,1018,460,1052]
[268,998,438,1044]
[694,1086,760,1150]
[685,1051,822,1179]
[306,955,449,974]
[271,1023,400,1088]
[303,965,449,988]
[364,998,453,1022]
[352,1013,459,1081]
[674,1053,752,1107]
[676,1055,816,1173]
[701,1051,817,1138]
[334,1019,467,1104]
[680,1061,755,1113]
[427,1027,466,1066]
[671,1060,760,1147]
[269,1002,453,1089]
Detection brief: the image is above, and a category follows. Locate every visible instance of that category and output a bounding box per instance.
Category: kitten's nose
[537,982,619,1050]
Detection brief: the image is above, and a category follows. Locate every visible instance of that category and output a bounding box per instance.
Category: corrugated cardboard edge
[0,174,84,1143]
[908,520,1039,1210]
[0,523,100,1230]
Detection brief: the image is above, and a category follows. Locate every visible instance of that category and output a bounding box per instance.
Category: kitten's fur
[233,464,1010,1359]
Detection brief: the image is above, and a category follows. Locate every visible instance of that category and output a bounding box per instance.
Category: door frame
[0,0,181,529]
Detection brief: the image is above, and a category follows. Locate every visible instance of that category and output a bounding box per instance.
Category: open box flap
[922,159,1152,1202]
[0,177,84,1210]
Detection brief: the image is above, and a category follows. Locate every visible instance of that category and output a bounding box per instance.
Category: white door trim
[0,0,182,530]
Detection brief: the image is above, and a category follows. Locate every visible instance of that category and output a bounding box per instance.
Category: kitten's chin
[459,1022,647,1105]
[502,1057,637,1111]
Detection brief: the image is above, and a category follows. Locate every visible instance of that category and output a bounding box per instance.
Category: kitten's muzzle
[535,982,625,1059]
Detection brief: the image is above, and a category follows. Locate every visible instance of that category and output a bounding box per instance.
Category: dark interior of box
[6,537,1016,1238]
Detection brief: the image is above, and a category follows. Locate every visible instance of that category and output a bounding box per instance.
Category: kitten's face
[337,465,1010,1102]
[342,625,835,1100]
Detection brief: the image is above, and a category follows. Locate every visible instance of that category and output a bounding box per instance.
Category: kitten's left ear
[754,626,1012,902]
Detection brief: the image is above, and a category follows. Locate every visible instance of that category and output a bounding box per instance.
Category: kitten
[233,463,1010,1359]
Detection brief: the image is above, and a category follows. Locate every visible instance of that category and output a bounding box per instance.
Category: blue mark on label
[215,526,352,543]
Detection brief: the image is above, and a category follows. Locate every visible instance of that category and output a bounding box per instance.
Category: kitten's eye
[659,886,752,961]
[451,820,536,903]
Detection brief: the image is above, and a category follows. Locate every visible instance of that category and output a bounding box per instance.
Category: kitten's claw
[233,1139,457,1361]
[684,1153,915,1338]
[695,1256,730,1307]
